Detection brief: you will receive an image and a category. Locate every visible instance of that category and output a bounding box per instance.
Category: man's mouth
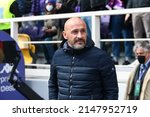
[75,39,84,44]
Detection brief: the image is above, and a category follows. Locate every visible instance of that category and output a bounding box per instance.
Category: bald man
[63,17,87,50]
[48,17,118,100]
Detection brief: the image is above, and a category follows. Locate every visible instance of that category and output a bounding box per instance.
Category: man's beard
[72,38,86,50]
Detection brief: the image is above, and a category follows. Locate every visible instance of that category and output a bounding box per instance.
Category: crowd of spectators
[1,0,150,65]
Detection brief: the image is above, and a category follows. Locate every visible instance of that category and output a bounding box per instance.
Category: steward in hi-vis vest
[0,0,16,30]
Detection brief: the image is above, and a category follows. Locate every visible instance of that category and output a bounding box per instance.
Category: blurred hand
[42,27,48,32]
[56,3,62,9]
[125,14,130,22]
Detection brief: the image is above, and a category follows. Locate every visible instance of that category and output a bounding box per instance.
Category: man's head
[133,41,150,64]
[63,17,87,50]
[45,0,56,13]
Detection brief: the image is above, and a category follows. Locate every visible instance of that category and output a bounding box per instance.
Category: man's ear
[62,31,67,40]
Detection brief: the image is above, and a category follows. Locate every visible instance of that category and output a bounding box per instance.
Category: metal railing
[1,7,150,67]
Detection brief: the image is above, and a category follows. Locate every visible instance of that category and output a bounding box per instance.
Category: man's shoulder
[91,46,108,55]
[53,48,64,56]
[90,47,113,61]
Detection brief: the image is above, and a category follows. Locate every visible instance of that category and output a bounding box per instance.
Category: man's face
[63,18,87,50]
[135,47,150,62]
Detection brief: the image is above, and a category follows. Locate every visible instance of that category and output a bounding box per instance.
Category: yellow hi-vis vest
[0,0,15,30]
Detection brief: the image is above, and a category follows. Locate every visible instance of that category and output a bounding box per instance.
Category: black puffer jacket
[49,39,118,100]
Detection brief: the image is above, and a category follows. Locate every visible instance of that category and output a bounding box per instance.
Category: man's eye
[72,30,78,34]
[81,29,86,33]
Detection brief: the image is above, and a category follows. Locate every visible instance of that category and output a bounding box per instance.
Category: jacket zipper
[69,56,75,99]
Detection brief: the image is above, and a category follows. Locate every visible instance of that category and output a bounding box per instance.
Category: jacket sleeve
[48,59,58,100]
[98,53,119,100]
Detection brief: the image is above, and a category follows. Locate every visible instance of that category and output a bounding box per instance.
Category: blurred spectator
[16,0,32,15]
[126,0,150,38]
[41,0,57,64]
[45,0,56,14]
[19,22,40,41]
[42,21,57,64]
[76,0,91,39]
[79,0,106,12]
[31,0,46,40]
[0,0,21,34]
[90,0,106,11]
[31,0,45,15]
[107,0,134,65]
[79,0,91,11]
[55,0,78,46]
[106,0,124,10]
[56,0,78,13]
[19,0,49,64]
[100,15,112,54]
[78,0,107,39]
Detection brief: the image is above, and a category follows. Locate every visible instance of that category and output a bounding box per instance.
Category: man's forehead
[136,47,144,51]
[64,18,86,30]
[66,25,86,33]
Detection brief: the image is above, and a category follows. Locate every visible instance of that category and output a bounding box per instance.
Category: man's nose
[77,32,82,38]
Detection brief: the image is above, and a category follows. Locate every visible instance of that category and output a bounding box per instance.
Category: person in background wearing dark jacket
[107,0,134,65]
[48,17,118,100]
[78,0,106,39]
[55,0,78,46]
[16,0,32,15]
[41,0,57,64]
[0,0,21,34]
[56,0,77,13]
